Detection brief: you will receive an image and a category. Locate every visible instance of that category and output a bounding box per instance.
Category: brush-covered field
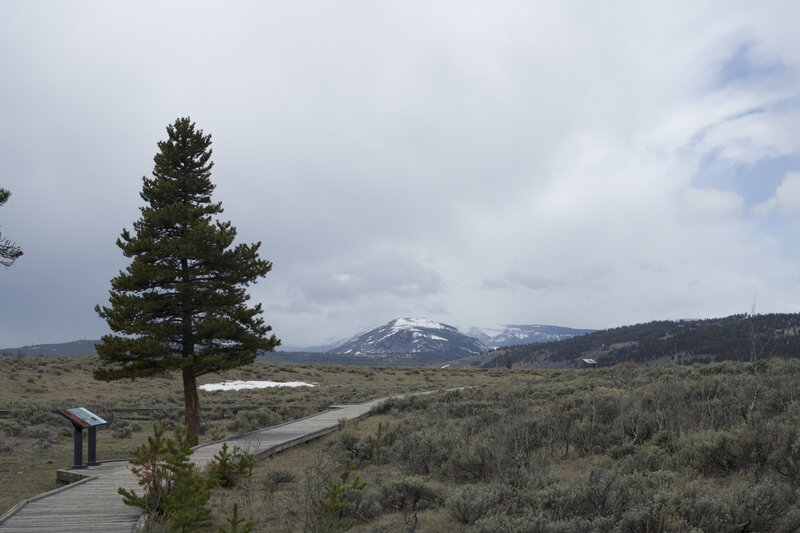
[5,356,800,532]
[209,359,800,532]
[0,355,488,515]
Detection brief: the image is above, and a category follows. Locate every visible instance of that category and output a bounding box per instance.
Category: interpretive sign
[56,407,109,469]
[58,407,108,429]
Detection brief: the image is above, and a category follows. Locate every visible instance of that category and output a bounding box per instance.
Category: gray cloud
[481,273,566,292]
[2,2,800,347]
[292,253,444,304]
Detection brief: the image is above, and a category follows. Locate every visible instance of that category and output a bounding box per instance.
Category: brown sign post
[55,407,109,469]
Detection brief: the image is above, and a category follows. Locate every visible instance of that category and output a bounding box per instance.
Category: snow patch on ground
[200,380,317,392]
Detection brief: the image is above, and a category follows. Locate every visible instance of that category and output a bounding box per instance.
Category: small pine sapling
[319,460,366,532]
[119,423,212,529]
[217,503,254,533]
[367,422,390,464]
[208,442,254,488]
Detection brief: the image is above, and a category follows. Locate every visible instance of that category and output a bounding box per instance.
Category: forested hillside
[484,313,800,368]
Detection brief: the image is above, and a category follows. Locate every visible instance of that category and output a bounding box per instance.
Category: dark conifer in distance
[95,117,279,443]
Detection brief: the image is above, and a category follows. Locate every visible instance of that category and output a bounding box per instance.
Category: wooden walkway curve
[0,398,387,532]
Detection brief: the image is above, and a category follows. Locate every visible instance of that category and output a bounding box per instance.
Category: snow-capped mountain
[329,317,486,357]
[468,325,594,349]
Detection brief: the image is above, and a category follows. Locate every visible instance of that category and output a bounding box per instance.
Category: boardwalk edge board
[0,476,98,525]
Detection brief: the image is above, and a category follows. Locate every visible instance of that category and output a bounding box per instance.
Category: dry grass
[0,354,511,515]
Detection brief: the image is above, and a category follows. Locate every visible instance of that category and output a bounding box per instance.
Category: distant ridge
[0,339,99,357]
[483,313,800,368]
[468,324,594,348]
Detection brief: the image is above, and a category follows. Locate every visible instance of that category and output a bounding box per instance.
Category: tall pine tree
[95,117,279,443]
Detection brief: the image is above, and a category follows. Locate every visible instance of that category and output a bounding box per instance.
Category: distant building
[581,358,597,369]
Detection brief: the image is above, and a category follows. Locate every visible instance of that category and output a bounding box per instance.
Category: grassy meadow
[5,356,800,531]
[0,354,494,515]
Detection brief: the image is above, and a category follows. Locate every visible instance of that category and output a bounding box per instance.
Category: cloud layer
[1,1,800,347]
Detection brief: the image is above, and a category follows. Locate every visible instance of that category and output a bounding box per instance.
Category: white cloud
[680,188,743,222]
[754,171,800,214]
[698,107,800,165]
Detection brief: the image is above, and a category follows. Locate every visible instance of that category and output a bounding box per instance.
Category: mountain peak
[390,317,449,330]
[329,317,484,357]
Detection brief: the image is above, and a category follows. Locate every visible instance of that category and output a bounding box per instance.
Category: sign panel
[57,407,108,428]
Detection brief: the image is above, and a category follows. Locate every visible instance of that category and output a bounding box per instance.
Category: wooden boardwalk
[0,398,386,532]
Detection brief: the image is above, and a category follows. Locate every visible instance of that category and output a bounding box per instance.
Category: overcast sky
[2,1,800,348]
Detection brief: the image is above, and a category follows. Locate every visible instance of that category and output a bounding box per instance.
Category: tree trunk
[182,367,201,445]
[179,256,200,444]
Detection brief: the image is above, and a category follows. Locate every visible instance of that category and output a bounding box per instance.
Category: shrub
[622,443,673,472]
[392,428,452,476]
[263,469,295,495]
[112,420,133,439]
[444,437,495,481]
[676,430,742,475]
[776,506,800,533]
[769,424,800,486]
[445,400,495,418]
[329,432,372,466]
[33,435,60,449]
[473,513,596,533]
[608,471,678,531]
[21,427,54,439]
[379,476,443,531]
[15,406,55,426]
[1,421,23,437]
[446,484,503,525]
[473,514,539,533]
[727,480,794,532]
[371,395,433,416]
[264,469,295,485]
[678,478,793,531]
[349,486,384,521]
[574,467,632,519]
[227,408,281,433]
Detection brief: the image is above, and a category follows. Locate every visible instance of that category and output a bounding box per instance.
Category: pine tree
[0,188,23,267]
[95,117,279,443]
[119,423,213,529]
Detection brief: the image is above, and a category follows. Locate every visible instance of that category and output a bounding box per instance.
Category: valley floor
[208,358,800,532]
[4,356,800,531]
